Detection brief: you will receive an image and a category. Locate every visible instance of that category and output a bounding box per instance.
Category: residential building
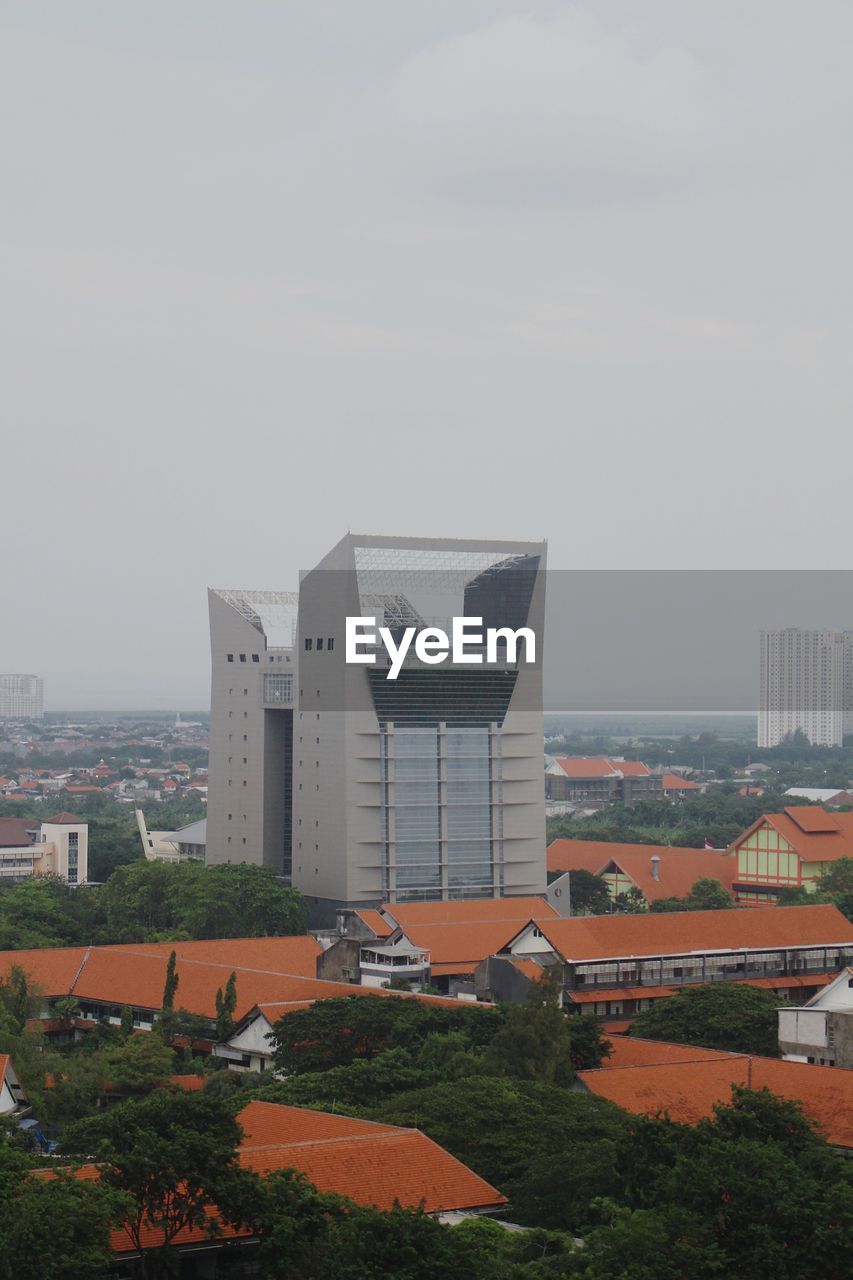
[728,805,853,903]
[576,1040,853,1151]
[316,896,557,995]
[758,627,853,748]
[0,674,43,720]
[0,812,88,883]
[546,838,736,910]
[476,904,853,1020]
[208,535,547,924]
[135,809,206,863]
[544,757,663,808]
[778,967,853,1067]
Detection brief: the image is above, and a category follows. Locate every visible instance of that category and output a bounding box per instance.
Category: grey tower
[207,535,547,924]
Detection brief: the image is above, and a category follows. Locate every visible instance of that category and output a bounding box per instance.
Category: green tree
[0,1139,120,1280]
[554,870,612,916]
[105,1035,176,1095]
[215,971,238,1042]
[629,983,781,1056]
[486,967,576,1085]
[61,1090,257,1280]
[649,876,735,913]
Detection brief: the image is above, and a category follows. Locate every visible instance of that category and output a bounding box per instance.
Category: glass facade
[67,830,78,884]
[382,722,501,901]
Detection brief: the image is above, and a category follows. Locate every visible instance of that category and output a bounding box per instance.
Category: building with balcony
[476,904,853,1020]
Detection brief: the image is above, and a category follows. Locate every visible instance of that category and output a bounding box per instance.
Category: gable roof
[546,839,736,902]
[39,1101,505,1254]
[602,1036,744,1069]
[550,756,622,779]
[520,904,853,963]
[398,919,535,970]
[43,811,84,825]
[578,1053,853,1147]
[731,807,853,863]
[354,908,393,938]
[661,772,700,791]
[383,896,555,928]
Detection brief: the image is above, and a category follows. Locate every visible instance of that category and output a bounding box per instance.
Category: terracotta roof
[236,1101,505,1213]
[0,1054,9,1081]
[402,920,532,968]
[551,756,621,779]
[547,839,738,903]
[167,1075,206,1091]
[0,817,35,847]
[43,811,84,825]
[731,807,853,864]
[603,1036,737,1068]
[0,946,89,995]
[613,760,652,777]
[525,904,853,963]
[383,897,556,928]
[510,957,547,982]
[661,772,701,790]
[41,1102,504,1254]
[578,1054,853,1147]
[127,936,321,974]
[354,909,393,938]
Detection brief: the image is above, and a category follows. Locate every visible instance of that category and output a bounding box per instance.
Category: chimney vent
[650,855,661,882]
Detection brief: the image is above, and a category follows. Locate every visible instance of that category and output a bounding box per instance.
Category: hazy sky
[1,3,851,709]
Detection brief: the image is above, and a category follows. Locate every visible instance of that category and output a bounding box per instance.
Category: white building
[135,809,206,863]
[0,812,88,883]
[0,1055,28,1115]
[758,629,853,748]
[0,674,44,720]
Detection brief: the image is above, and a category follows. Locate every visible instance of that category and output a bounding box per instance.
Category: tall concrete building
[758,628,853,748]
[0,674,44,720]
[208,535,547,923]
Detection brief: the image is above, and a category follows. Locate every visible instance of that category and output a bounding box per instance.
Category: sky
[1,2,851,709]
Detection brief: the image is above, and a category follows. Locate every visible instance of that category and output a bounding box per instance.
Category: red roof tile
[731,807,853,864]
[579,1053,853,1147]
[527,904,853,962]
[384,897,556,928]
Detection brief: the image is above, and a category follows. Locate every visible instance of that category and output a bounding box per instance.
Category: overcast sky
[1,2,851,709]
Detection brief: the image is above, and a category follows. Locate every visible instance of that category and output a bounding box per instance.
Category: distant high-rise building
[0,674,44,721]
[208,535,547,924]
[758,629,853,748]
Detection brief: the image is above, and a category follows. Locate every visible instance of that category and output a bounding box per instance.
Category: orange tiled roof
[41,1102,504,1254]
[551,756,621,779]
[547,840,738,903]
[579,1053,853,1147]
[526,904,853,962]
[354,909,393,938]
[402,919,535,968]
[0,1054,9,1082]
[602,1036,741,1069]
[731,807,853,864]
[661,772,700,791]
[383,897,556,928]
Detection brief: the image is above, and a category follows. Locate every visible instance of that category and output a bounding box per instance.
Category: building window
[227,654,234,662]
[327,638,334,651]
[264,673,293,704]
[252,654,259,663]
[317,638,324,651]
[305,638,313,651]
[239,654,246,663]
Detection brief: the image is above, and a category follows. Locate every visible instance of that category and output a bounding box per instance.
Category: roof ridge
[240,1130,414,1152]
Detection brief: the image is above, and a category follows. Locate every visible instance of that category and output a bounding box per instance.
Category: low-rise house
[577,1038,853,1152]
[546,838,736,910]
[778,967,853,1067]
[318,897,558,995]
[476,904,853,1020]
[728,806,853,904]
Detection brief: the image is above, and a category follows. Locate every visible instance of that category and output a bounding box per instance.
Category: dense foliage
[0,859,306,949]
[629,983,782,1057]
